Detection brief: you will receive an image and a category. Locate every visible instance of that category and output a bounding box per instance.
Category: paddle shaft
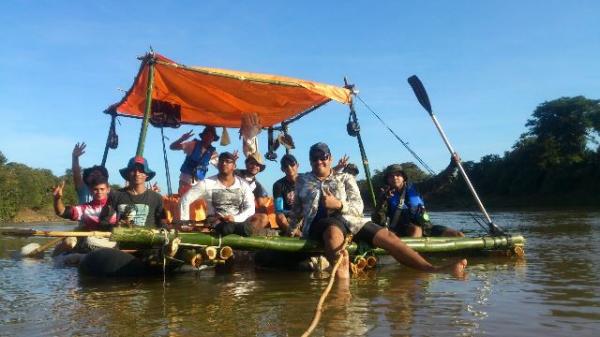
[429,113,494,225]
[407,75,502,234]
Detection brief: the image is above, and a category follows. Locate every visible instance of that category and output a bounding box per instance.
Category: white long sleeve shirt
[180,174,255,222]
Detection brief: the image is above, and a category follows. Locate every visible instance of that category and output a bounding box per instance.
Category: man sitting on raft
[110,156,165,228]
[179,152,270,236]
[287,142,467,279]
[373,160,464,237]
[51,175,117,259]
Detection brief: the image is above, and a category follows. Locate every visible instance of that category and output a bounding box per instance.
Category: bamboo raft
[1,227,526,258]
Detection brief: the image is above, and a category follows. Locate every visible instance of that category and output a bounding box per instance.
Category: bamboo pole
[136,54,156,157]
[345,85,377,207]
[1,228,111,238]
[219,246,234,260]
[109,228,525,255]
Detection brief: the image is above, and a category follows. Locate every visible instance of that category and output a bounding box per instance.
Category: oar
[20,237,63,258]
[407,75,504,235]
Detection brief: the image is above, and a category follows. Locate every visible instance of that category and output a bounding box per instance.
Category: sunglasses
[310,153,330,162]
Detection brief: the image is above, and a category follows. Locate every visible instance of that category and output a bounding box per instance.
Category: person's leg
[429,224,464,237]
[179,185,203,221]
[248,213,270,231]
[275,213,289,233]
[372,228,467,277]
[405,224,423,237]
[441,228,465,237]
[322,225,350,279]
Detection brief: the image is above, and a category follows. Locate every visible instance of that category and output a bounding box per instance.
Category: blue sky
[1,1,599,192]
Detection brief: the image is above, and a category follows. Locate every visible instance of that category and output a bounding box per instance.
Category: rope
[356,94,435,174]
[301,237,351,337]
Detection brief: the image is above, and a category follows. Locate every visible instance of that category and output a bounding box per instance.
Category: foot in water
[437,258,468,279]
[335,249,350,280]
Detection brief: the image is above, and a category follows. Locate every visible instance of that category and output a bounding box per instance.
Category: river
[1,211,599,337]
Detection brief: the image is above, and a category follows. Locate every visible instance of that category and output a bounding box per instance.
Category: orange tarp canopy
[107,53,352,128]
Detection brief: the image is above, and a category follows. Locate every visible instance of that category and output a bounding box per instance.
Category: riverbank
[8,207,63,223]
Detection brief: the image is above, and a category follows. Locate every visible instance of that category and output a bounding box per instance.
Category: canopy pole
[101,114,116,167]
[345,80,377,208]
[135,54,156,157]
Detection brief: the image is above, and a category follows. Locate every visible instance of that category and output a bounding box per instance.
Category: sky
[1,1,599,193]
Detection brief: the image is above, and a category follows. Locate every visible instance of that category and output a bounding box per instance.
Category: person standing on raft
[287,142,467,279]
[170,126,220,195]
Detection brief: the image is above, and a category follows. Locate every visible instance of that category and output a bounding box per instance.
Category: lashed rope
[301,237,351,337]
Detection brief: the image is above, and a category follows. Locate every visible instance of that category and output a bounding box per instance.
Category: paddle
[407,75,504,235]
[20,237,63,258]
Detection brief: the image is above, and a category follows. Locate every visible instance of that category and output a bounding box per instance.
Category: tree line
[359,96,600,210]
[0,152,78,222]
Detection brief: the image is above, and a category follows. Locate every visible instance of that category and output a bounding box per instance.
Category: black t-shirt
[110,189,164,228]
[272,176,296,211]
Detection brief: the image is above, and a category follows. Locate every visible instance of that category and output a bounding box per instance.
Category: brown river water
[1,211,599,337]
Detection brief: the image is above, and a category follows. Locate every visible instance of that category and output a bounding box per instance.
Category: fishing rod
[355,94,435,175]
[355,93,490,231]
[407,75,504,235]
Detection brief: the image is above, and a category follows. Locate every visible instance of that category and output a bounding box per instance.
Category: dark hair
[280,154,298,168]
[343,163,359,176]
[83,165,109,185]
[87,175,109,188]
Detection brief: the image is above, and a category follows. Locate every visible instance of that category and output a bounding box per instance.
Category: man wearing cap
[170,126,220,195]
[373,159,464,237]
[109,156,164,228]
[179,152,269,236]
[234,153,271,225]
[288,142,467,279]
[272,154,299,233]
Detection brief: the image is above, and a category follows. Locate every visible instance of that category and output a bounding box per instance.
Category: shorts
[308,217,384,246]
[214,221,255,237]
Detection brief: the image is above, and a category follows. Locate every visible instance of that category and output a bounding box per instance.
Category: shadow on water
[1,211,600,337]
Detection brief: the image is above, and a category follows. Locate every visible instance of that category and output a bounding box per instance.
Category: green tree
[522,96,600,167]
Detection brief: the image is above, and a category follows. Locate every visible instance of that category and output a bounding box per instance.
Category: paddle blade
[407,75,433,115]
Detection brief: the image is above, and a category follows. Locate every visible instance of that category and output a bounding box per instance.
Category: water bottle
[275,197,285,213]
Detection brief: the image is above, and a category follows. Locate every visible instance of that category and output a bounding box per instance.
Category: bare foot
[335,249,350,280]
[437,258,468,279]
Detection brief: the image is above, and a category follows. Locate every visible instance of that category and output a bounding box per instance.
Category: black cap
[218,152,236,161]
[280,154,298,168]
[309,142,331,157]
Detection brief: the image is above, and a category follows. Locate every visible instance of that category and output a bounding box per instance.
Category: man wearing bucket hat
[109,156,164,228]
[288,142,467,279]
[170,126,220,195]
[234,152,271,228]
[373,159,464,238]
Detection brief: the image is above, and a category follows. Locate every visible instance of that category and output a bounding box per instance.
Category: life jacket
[180,140,215,181]
[388,183,427,229]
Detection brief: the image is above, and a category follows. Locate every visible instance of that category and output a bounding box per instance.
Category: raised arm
[52,181,67,217]
[72,142,86,191]
[170,130,194,150]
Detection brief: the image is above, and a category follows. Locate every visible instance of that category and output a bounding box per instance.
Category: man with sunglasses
[288,142,467,279]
